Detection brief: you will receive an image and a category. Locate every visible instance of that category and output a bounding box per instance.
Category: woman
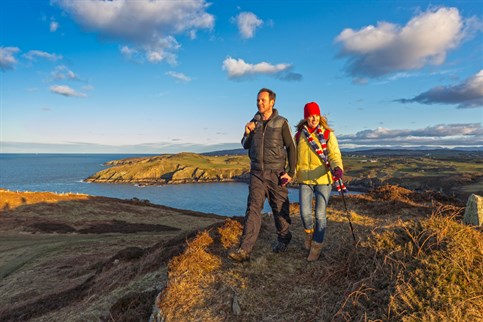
[295,102,344,261]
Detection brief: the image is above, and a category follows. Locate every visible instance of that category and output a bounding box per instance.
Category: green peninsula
[85,152,250,185]
[85,149,483,202]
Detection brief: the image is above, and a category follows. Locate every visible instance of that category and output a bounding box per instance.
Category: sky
[1,0,482,153]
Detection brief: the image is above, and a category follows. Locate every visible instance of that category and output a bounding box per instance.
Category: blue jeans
[299,184,332,243]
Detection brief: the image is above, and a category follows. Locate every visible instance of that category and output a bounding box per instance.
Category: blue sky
[1,0,482,153]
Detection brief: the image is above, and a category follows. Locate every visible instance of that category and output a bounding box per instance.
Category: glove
[332,167,343,181]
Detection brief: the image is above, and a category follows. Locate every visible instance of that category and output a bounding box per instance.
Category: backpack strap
[295,130,301,144]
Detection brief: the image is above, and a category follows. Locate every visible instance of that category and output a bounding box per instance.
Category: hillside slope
[155,186,482,321]
[1,187,481,321]
[0,189,225,321]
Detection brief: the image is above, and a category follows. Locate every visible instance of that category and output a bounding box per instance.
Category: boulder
[463,194,483,227]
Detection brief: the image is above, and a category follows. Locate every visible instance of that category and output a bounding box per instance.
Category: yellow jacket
[295,129,344,185]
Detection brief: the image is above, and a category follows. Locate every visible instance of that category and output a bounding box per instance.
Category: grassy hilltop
[0,186,481,321]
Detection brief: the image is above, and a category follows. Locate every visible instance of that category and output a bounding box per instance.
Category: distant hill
[203,147,483,157]
[202,148,246,156]
[343,148,483,157]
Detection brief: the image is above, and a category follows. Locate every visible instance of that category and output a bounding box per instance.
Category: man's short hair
[258,88,276,103]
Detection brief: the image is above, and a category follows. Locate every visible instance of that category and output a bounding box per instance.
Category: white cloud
[0,47,20,71]
[396,70,483,108]
[222,57,302,81]
[50,85,86,97]
[338,123,482,146]
[166,71,192,82]
[120,46,138,60]
[234,12,263,39]
[50,21,59,32]
[54,0,214,64]
[335,7,476,78]
[51,65,78,80]
[24,50,63,61]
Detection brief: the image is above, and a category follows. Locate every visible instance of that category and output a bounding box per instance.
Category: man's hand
[245,121,256,135]
[279,172,292,187]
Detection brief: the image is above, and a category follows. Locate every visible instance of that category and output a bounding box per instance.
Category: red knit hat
[304,102,320,119]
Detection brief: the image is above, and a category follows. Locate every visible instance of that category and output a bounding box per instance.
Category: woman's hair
[296,115,332,132]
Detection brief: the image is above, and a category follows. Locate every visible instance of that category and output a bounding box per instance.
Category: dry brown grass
[0,188,90,211]
[156,186,483,321]
[380,206,483,321]
[158,230,224,321]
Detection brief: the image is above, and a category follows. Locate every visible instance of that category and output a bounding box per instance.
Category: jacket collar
[253,108,278,122]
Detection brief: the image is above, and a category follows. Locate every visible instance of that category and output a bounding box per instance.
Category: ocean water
[0,153,301,217]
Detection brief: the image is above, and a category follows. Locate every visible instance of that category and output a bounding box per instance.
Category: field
[343,153,483,200]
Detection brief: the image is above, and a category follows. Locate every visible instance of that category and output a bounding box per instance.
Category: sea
[0,153,305,217]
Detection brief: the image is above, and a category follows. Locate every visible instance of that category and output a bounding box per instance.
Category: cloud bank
[0,141,242,154]
[335,7,477,79]
[222,57,302,81]
[396,70,483,108]
[53,0,214,65]
[338,123,482,147]
[234,12,263,39]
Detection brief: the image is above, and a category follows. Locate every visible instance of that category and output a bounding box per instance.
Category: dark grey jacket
[241,109,296,177]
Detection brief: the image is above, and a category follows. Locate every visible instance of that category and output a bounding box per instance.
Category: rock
[463,194,483,227]
[232,294,241,316]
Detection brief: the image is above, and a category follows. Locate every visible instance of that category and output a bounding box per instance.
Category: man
[229,88,297,262]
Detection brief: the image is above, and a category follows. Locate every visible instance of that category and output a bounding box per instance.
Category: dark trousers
[240,170,292,253]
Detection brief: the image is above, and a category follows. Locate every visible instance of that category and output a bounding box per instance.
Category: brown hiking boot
[304,231,313,250]
[228,248,250,262]
[307,241,323,262]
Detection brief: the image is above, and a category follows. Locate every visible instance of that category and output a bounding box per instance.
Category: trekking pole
[337,179,357,243]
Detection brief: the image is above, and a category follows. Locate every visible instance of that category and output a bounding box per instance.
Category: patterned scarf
[302,125,347,192]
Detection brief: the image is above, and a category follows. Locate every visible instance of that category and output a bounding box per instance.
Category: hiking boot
[228,248,250,262]
[307,241,324,261]
[304,231,313,250]
[272,240,289,253]
[272,231,292,253]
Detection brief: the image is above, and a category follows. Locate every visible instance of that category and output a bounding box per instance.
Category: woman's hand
[332,167,343,180]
